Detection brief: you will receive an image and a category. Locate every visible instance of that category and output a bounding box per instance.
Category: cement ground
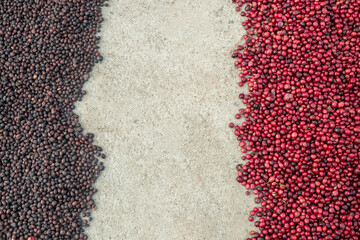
[75,0,254,239]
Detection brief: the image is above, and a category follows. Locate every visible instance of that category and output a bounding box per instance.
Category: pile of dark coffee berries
[0,0,106,239]
[230,0,360,239]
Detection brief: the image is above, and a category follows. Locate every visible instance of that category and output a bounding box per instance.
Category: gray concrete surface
[75,0,255,239]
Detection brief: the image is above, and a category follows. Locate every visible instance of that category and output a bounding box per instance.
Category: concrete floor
[75,0,255,239]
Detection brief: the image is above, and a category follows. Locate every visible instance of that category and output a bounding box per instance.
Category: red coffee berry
[231,0,360,239]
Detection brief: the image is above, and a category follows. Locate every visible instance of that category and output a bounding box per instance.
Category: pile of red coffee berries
[0,0,106,239]
[230,0,360,239]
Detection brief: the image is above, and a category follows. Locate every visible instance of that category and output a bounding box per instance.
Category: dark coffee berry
[0,0,107,239]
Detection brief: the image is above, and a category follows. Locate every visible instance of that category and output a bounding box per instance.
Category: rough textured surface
[75,0,253,239]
